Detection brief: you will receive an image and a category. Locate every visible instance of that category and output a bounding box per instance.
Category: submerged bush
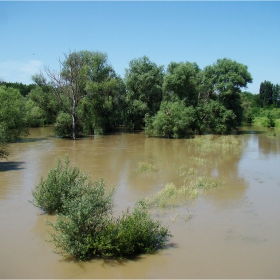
[54,112,73,138]
[32,156,171,260]
[31,156,89,214]
[50,201,170,260]
[49,183,114,260]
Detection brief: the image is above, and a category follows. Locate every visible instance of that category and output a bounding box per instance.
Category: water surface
[0,126,280,278]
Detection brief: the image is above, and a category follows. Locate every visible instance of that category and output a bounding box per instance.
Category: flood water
[1,126,280,278]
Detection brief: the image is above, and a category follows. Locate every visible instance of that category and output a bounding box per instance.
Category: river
[0,126,280,278]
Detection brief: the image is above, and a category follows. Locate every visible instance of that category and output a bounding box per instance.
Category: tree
[205,101,238,134]
[0,86,29,142]
[79,74,125,135]
[203,58,253,127]
[272,84,280,108]
[0,81,36,97]
[240,91,255,123]
[123,56,164,129]
[163,61,201,106]
[259,80,274,107]
[35,51,122,139]
[27,85,62,125]
[0,124,9,159]
[145,100,196,138]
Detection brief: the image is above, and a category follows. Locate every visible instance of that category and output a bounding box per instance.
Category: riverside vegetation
[140,135,243,209]
[31,135,243,260]
[31,156,171,260]
[1,50,280,159]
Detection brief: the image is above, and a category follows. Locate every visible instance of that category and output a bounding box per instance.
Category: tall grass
[136,159,158,173]
[187,135,244,155]
[142,176,223,209]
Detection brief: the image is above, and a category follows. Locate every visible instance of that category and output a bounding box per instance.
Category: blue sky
[1,1,280,94]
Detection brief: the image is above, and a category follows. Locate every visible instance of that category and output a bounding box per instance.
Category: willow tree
[123,56,164,129]
[34,51,120,139]
[163,61,201,106]
[202,58,253,128]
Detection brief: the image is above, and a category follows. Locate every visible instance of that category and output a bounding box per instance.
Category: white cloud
[0,60,43,84]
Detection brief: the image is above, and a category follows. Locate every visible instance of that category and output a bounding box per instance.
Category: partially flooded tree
[0,124,9,159]
[36,52,87,140]
[34,50,119,140]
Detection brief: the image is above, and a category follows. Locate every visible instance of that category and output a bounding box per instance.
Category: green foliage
[31,156,92,214]
[206,101,238,134]
[203,58,252,127]
[123,56,164,129]
[240,91,255,123]
[163,61,201,106]
[48,178,114,260]
[32,156,171,260]
[28,86,61,124]
[0,81,36,97]
[203,58,253,97]
[262,111,276,128]
[259,80,274,107]
[50,199,170,260]
[25,99,46,127]
[145,100,196,138]
[78,76,125,135]
[53,112,73,138]
[0,86,29,142]
[34,51,124,138]
[0,124,9,159]
[136,160,158,173]
[143,176,223,209]
[272,84,280,108]
[104,203,170,256]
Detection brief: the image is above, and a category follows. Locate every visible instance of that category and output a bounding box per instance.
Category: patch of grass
[253,116,280,127]
[136,159,158,173]
[187,135,243,155]
[265,129,277,137]
[190,156,213,166]
[142,176,223,209]
[178,165,198,176]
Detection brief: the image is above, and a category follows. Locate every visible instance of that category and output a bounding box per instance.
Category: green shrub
[48,182,114,260]
[32,156,171,260]
[262,112,276,128]
[54,112,73,138]
[31,156,98,214]
[49,200,170,260]
[145,100,196,138]
[104,202,170,257]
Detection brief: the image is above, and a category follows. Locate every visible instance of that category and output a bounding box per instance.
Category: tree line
[0,50,279,158]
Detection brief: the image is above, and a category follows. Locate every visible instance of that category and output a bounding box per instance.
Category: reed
[136,159,158,173]
[143,176,223,208]
[187,135,243,155]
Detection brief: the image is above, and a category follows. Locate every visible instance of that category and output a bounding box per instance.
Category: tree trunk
[72,101,76,140]
[72,114,76,140]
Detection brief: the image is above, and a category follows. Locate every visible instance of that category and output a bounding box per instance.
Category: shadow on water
[16,137,48,143]
[0,161,25,172]
[237,130,264,135]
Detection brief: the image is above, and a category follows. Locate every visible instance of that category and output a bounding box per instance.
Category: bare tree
[33,50,121,140]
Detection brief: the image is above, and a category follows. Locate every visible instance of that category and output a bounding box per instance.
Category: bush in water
[31,156,95,214]
[32,156,171,260]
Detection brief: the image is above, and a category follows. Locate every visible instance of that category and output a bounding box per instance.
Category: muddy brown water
[1,126,280,278]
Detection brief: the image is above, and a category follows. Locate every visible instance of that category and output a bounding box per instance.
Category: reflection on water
[0,126,280,278]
